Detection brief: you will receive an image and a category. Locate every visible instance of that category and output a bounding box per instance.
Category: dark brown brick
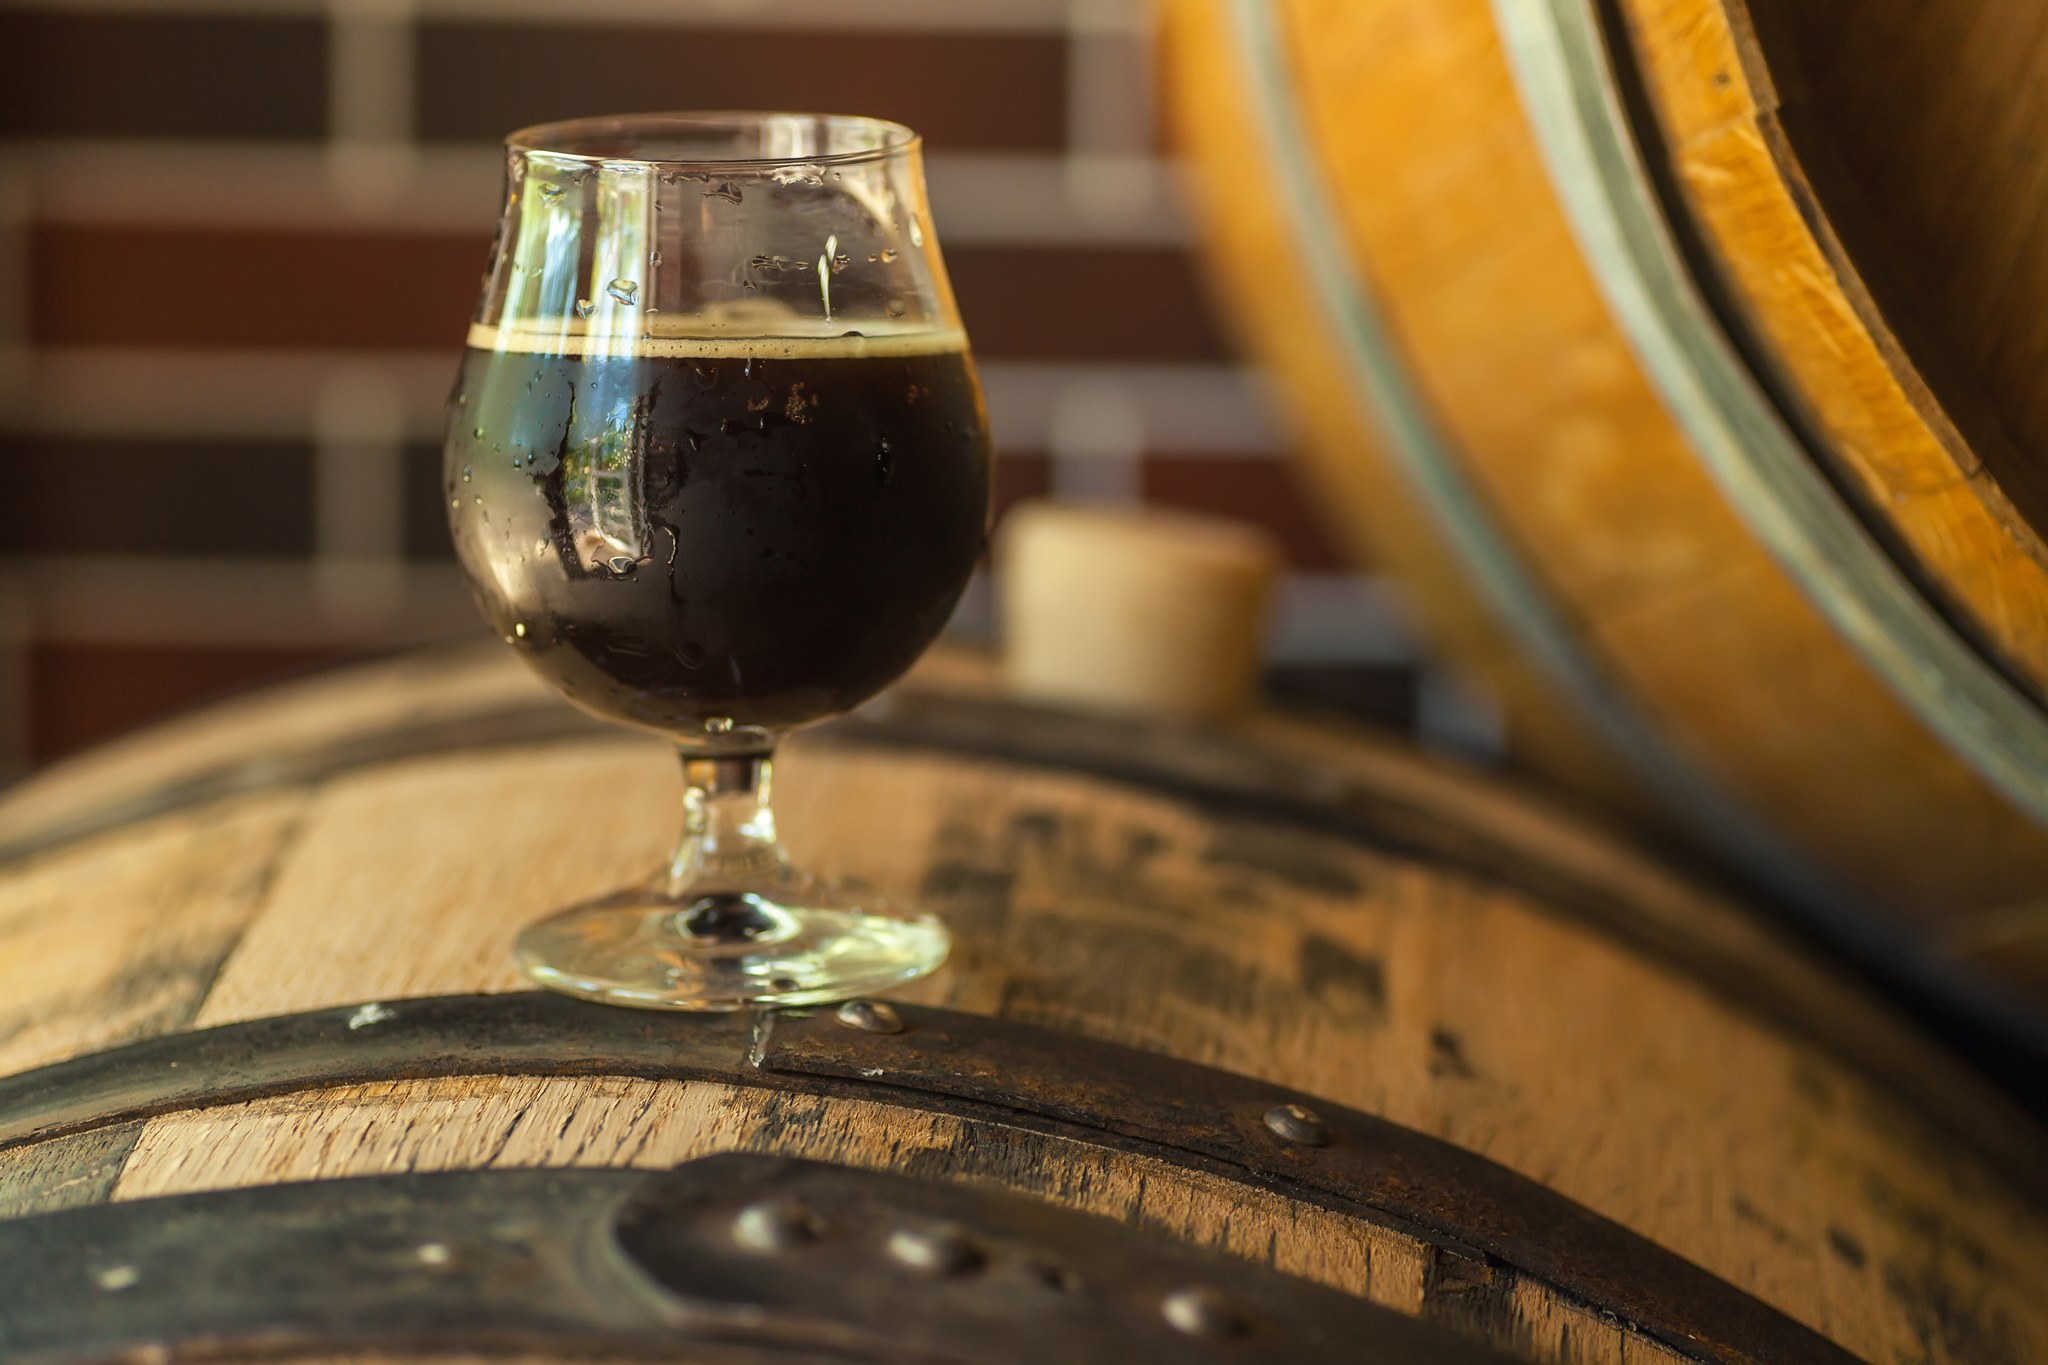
[950,246,1230,362]
[0,12,326,140]
[29,224,485,351]
[28,644,349,763]
[416,23,1065,152]
[1141,456,1351,570]
[29,223,1222,362]
[0,437,313,558]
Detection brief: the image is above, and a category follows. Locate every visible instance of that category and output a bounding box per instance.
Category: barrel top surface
[2,643,2046,1365]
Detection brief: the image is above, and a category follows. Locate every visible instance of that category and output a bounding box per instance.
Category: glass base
[513,883,949,1011]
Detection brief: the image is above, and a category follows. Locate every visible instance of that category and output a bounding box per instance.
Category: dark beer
[447,325,991,736]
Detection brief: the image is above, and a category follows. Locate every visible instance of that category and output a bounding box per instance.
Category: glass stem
[663,750,787,896]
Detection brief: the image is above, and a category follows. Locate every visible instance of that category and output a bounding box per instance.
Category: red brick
[0,12,326,140]
[29,224,1227,362]
[1141,457,1352,571]
[417,23,1066,152]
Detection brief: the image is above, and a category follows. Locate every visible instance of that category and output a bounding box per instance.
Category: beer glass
[446,113,990,1008]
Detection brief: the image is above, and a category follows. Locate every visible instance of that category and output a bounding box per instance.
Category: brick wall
[0,0,1453,772]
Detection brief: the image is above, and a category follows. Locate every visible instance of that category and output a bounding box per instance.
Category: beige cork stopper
[996,500,1281,719]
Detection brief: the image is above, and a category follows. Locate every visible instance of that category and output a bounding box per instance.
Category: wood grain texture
[1757,0,2048,543]
[0,793,307,1077]
[1162,0,2048,1004]
[106,1075,1652,1365]
[1624,0,2048,686]
[0,1121,143,1219]
[0,650,2043,1363]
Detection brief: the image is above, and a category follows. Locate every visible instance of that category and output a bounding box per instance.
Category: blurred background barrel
[1162,0,2048,1037]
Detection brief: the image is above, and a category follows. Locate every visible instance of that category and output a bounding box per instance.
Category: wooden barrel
[1,646,2044,1364]
[1160,0,2048,1028]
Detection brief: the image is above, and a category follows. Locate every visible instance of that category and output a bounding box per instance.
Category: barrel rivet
[886,1224,985,1276]
[836,999,904,1034]
[1263,1102,1330,1147]
[731,1200,820,1253]
[1161,1284,1247,1338]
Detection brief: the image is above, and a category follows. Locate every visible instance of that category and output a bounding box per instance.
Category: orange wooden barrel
[1162,0,2048,1035]
[0,647,2043,1363]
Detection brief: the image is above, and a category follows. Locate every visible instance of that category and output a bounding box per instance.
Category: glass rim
[505,111,922,169]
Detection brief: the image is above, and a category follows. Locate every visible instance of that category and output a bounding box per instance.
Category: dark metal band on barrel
[0,1153,1521,1365]
[0,992,1857,1365]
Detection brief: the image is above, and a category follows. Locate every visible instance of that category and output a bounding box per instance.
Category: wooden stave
[0,649,2044,1365]
[1160,0,2048,1020]
[0,644,2031,1161]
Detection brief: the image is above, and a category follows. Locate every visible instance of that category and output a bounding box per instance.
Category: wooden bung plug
[997,500,1281,719]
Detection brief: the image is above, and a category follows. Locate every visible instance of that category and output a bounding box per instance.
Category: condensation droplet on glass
[908,214,924,247]
[575,298,595,318]
[513,622,527,638]
[539,182,565,201]
[649,250,664,266]
[461,465,472,482]
[471,426,485,440]
[607,278,639,305]
[608,555,637,574]
[880,248,899,263]
[472,494,482,505]
[455,392,467,407]
[534,538,548,555]
[886,297,908,318]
